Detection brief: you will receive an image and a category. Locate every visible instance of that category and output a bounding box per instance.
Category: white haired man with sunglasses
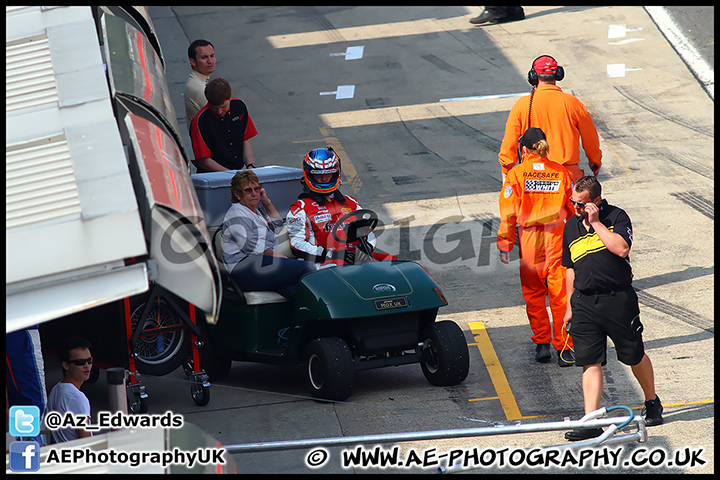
[45,338,94,443]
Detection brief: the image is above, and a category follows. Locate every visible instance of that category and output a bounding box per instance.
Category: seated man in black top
[190,77,258,173]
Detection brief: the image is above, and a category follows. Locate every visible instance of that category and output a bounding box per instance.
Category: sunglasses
[67,357,93,366]
[242,186,262,194]
[569,198,587,208]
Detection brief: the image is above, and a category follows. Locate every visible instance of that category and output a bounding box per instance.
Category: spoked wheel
[304,337,355,401]
[129,296,190,376]
[420,321,470,386]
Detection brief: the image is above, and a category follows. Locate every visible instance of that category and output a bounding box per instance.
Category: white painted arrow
[329,46,365,60]
[609,38,645,46]
[319,85,356,99]
[608,24,643,38]
[607,64,643,78]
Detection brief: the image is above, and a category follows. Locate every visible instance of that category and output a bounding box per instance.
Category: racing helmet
[302,147,341,194]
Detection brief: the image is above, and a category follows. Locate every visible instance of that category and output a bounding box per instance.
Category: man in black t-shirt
[561,176,663,441]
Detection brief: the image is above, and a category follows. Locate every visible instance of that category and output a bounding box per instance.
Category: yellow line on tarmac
[469,320,715,421]
[469,321,524,421]
[506,399,715,421]
[318,126,363,195]
[635,399,714,409]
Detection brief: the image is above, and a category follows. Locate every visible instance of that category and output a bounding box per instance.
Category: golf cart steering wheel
[331,209,379,244]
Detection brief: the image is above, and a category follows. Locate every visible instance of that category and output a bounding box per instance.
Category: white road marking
[644,6,713,99]
[609,38,645,46]
[439,92,527,102]
[608,24,627,38]
[607,64,631,77]
[319,85,356,99]
[329,45,365,60]
[608,24,643,38]
[607,64,642,77]
[344,46,364,60]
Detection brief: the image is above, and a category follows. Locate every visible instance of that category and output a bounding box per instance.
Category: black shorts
[569,286,645,367]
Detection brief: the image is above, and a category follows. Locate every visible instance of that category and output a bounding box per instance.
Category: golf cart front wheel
[420,321,470,386]
[304,337,355,401]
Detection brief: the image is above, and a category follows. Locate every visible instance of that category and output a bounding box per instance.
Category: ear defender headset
[517,55,565,163]
[527,55,565,86]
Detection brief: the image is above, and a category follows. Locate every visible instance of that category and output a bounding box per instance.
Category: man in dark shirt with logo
[190,77,258,173]
[561,176,663,441]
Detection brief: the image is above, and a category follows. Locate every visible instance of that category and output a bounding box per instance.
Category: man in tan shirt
[184,39,216,130]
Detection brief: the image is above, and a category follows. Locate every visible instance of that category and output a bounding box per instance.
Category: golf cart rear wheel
[304,337,355,401]
[420,321,470,386]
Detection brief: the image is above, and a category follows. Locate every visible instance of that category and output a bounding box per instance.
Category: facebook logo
[9,441,41,472]
[9,405,41,437]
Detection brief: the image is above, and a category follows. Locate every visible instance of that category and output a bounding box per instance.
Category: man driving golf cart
[286,147,396,265]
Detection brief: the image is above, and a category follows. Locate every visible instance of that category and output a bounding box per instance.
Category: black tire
[129,295,191,376]
[191,381,211,406]
[304,337,355,401]
[420,321,470,386]
[128,391,149,414]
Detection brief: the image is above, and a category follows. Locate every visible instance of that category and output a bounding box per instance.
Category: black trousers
[231,254,315,302]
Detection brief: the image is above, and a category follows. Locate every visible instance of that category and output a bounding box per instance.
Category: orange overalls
[498,85,602,182]
[497,154,575,350]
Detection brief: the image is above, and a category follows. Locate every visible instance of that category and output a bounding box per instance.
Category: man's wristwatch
[246,163,256,169]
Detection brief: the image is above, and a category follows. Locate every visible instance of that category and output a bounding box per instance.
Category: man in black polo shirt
[190,77,258,173]
[561,176,663,441]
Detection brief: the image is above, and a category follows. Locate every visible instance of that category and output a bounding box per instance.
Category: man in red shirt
[498,55,602,183]
[190,77,258,173]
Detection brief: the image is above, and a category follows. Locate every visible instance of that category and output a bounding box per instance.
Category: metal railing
[224,405,646,472]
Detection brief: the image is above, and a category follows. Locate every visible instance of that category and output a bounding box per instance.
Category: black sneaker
[535,343,551,362]
[565,427,603,442]
[642,396,664,426]
[557,348,575,367]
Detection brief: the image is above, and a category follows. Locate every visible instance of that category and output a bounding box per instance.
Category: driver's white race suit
[286,193,377,263]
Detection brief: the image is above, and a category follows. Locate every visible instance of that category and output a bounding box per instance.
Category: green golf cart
[198,209,469,401]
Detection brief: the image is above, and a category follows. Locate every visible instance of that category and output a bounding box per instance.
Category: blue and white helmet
[303,147,341,194]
